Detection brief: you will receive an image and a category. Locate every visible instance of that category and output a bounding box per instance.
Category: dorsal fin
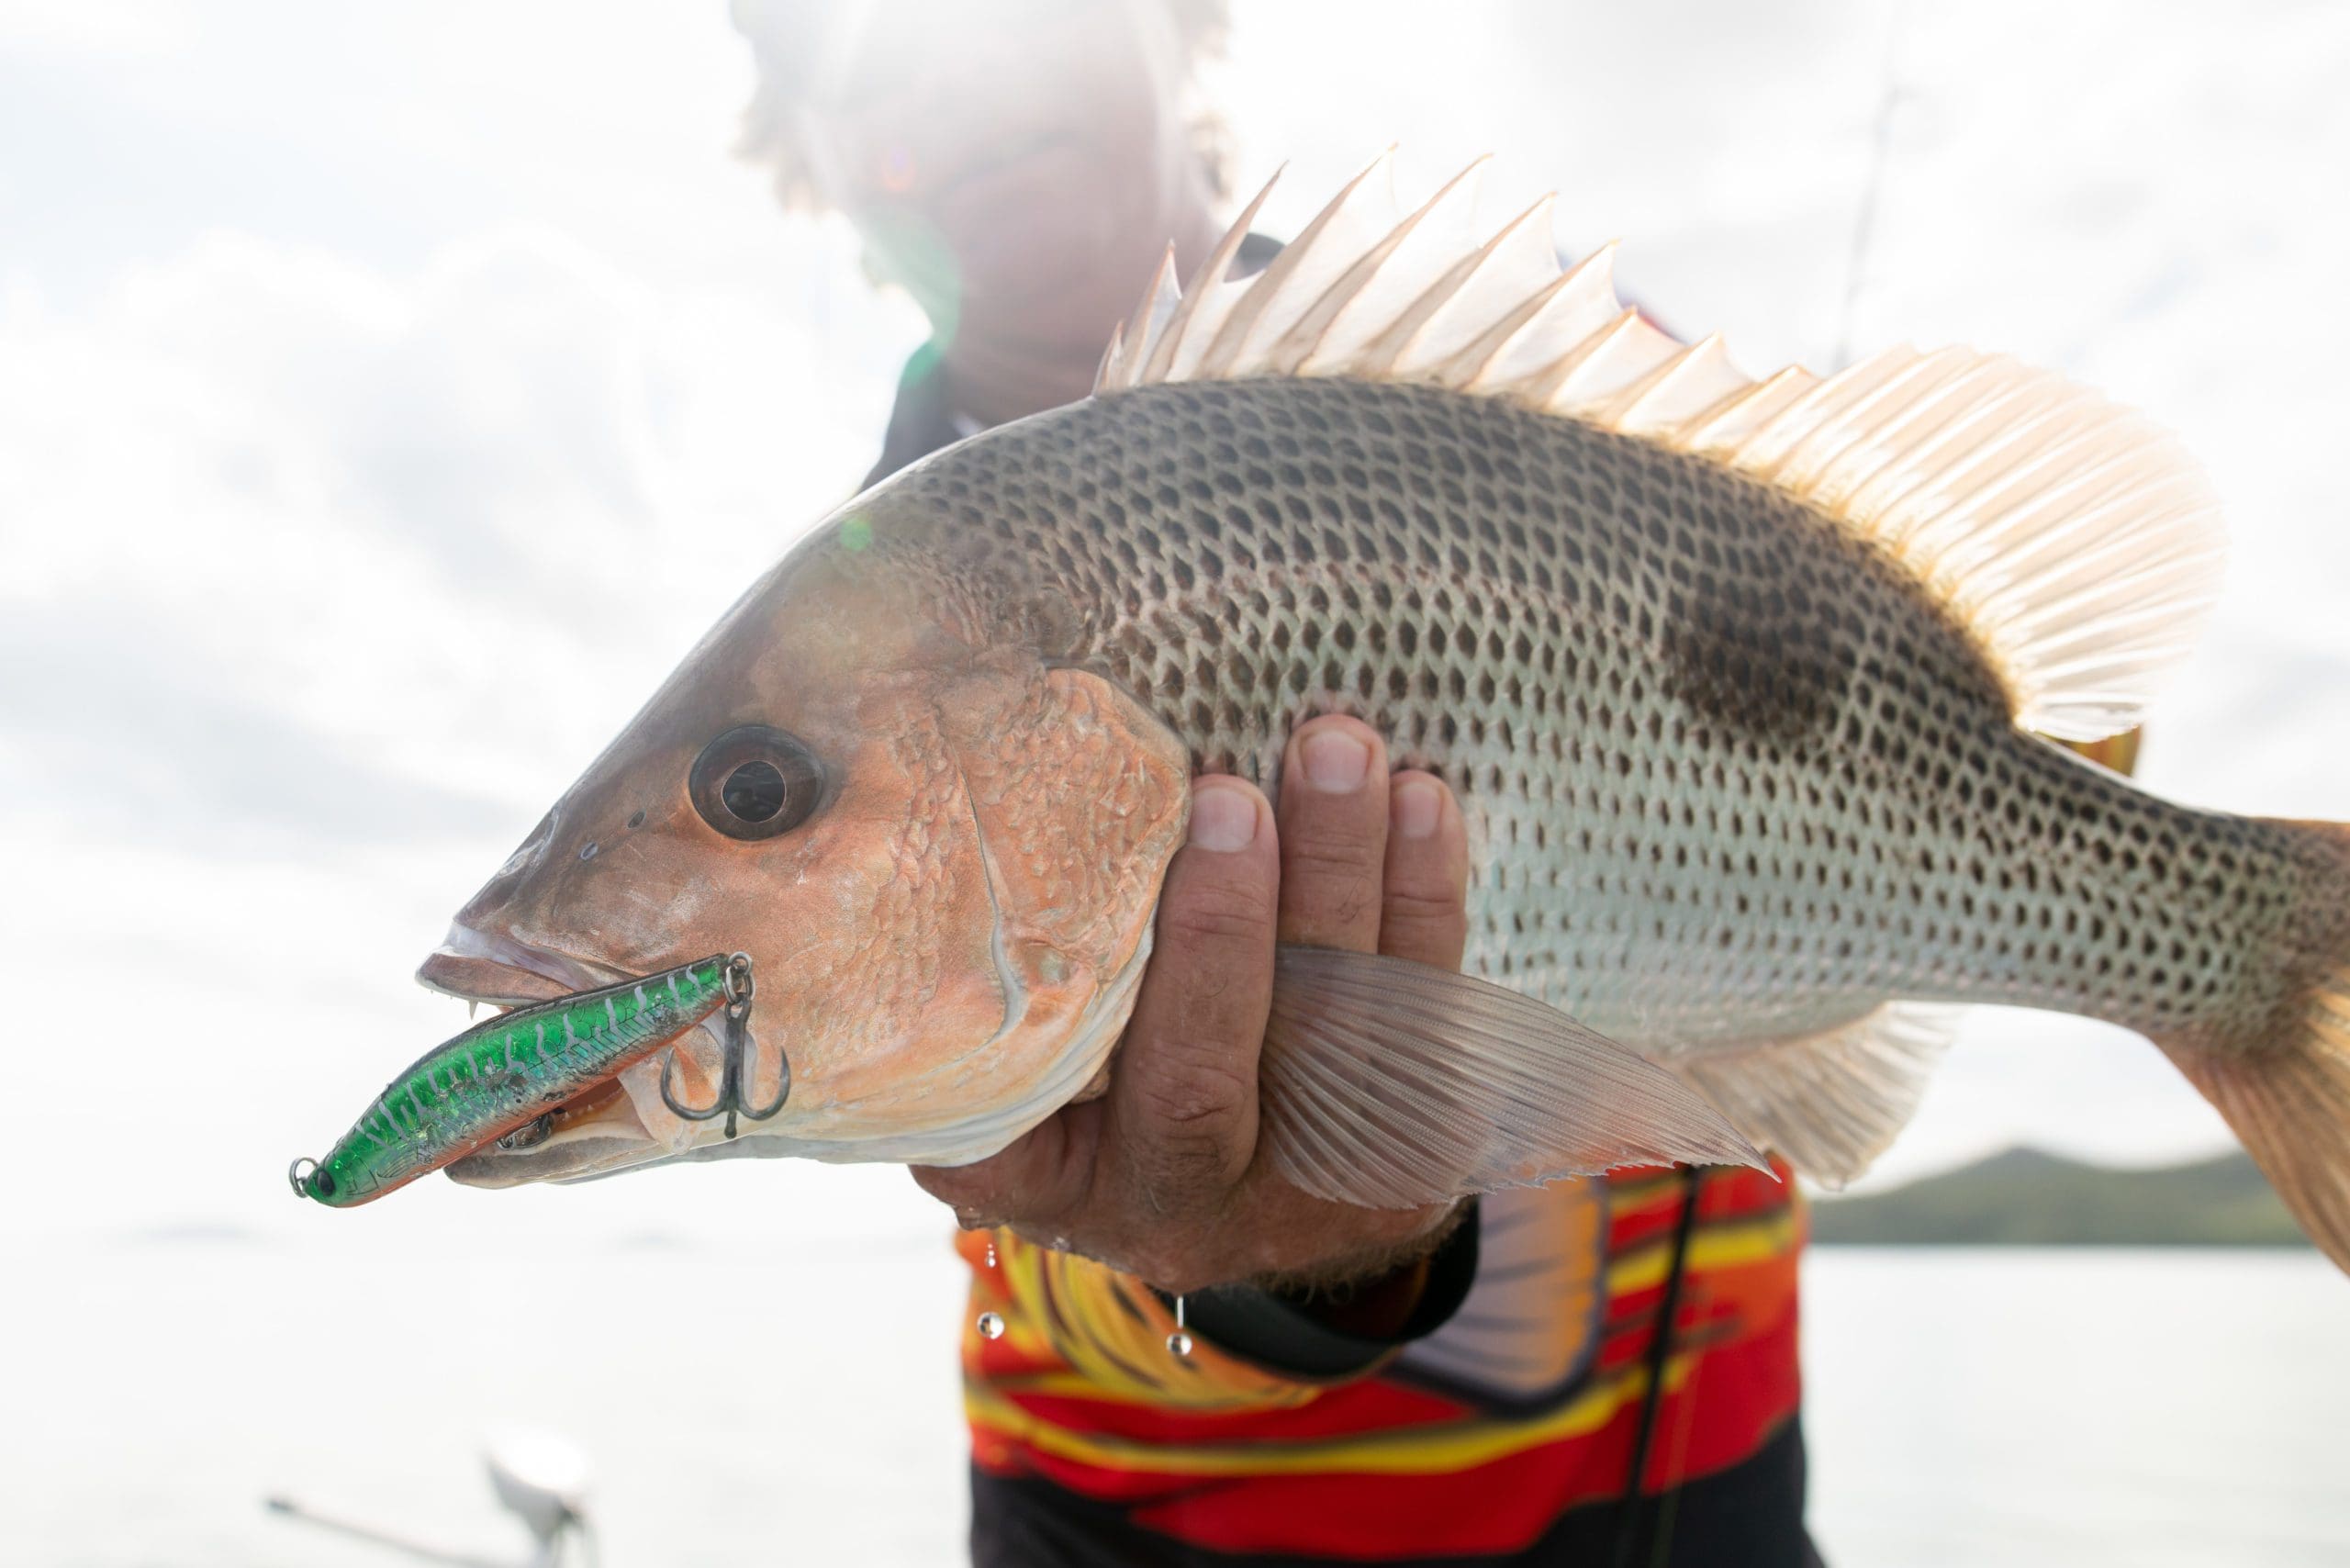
[1098,154,2228,742]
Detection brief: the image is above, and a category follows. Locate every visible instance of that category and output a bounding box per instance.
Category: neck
[939,335,1103,430]
[937,194,1225,430]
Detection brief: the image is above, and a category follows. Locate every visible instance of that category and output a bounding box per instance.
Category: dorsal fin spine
[1094,321,1127,392]
[1679,364,1810,449]
[1474,245,1621,391]
[1270,163,1476,374]
[1363,195,1556,376]
[1442,266,1582,390]
[1524,307,1642,409]
[1136,172,1278,386]
[1196,151,1391,378]
[1599,334,1724,428]
[1349,250,1485,375]
[1129,245,1181,349]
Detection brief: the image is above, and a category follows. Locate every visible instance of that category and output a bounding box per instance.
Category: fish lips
[443,1127,669,1189]
[415,925,616,1004]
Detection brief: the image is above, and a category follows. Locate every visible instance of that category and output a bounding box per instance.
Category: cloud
[0,603,513,856]
[0,222,889,864]
[0,0,932,1245]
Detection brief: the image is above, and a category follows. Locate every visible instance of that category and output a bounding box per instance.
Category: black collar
[862,231,1284,490]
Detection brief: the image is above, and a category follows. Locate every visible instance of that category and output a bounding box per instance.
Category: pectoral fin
[1258,946,1766,1209]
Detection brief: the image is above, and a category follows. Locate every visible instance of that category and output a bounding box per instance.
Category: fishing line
[1611,35,1900,1552]
[1830,0,1912,372]
[1610,1163,1705,1568]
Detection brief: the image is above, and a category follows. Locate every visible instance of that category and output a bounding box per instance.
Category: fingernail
[1393,777,1444,840]
[1300,728,1371,793]
[1190,783,1259,852]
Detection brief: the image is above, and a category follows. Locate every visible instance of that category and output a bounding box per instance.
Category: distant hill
[1808,1147,2310,1247]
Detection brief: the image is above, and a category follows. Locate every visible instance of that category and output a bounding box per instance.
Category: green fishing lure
[289,954,746,1208]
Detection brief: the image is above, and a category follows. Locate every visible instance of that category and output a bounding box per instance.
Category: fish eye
[690,725,826,841]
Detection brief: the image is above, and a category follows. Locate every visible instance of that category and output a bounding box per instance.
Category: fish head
[420,498,1191,1188]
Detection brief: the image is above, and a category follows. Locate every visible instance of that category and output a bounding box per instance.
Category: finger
[909,1100,1101,1228]
[1110,776,1279,1199]
[1274,714,1391,953]
[1378,770,1472,970]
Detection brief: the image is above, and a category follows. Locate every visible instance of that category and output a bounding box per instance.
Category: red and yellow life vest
[958,1160,1803,1560]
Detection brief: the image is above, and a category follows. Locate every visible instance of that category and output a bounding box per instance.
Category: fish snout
[460,808,560,918]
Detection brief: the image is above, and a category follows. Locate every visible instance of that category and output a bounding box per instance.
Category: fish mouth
[415,926,717,1188]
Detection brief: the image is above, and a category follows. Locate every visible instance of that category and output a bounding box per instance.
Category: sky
[4,0,2348,1273]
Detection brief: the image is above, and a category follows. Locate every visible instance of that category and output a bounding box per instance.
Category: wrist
[1250,1197,1473,1298]
[1153,1199,1482,1381]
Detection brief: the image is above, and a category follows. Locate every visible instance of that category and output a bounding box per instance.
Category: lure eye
[690,726,826,842]
[314,1170,337,1198]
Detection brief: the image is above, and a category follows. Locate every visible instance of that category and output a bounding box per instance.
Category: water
[4,1232,974,1568]
[6,1243,2342,1565]
[1804,1249,2350,1568]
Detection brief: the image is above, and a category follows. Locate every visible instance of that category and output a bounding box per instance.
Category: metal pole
[1830,0,1914,372]
[263,1495,514,1568]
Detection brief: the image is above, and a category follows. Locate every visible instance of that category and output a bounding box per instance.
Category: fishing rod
[1831,0,1912,373]
[265,1428,601,1568]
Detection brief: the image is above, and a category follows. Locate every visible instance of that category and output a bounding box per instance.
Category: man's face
[799,0,1193,342]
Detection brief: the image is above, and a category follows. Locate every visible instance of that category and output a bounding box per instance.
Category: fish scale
[886,375,2315,1059]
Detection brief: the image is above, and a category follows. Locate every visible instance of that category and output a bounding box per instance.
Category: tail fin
[2163,821,2350,1274]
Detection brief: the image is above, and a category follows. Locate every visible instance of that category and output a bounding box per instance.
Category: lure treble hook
[658,951,788,1138]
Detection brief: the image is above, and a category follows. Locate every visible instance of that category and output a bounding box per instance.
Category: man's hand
[912,715,1473,1295]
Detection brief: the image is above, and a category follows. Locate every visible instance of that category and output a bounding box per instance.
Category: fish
[292,956,741,1206]
[409,155,2350,1273]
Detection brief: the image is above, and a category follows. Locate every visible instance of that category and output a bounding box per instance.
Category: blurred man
[737,0,1237,480]
[733,4,1815,1562]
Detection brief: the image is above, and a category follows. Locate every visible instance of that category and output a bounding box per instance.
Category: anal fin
[1675,1003,1957,1187]
[1258,946,1764,1210]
